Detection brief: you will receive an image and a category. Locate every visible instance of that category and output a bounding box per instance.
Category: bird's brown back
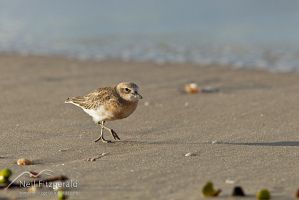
[70,87,120,109]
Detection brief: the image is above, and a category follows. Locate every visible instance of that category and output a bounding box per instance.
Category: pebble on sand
[29,171,40,178]
[184,83,200,94]
[232,186,246,197]
[201,86,220,93]
[17,158,32,166]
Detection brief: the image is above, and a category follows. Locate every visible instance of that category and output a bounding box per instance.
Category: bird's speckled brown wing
[69,87,119,109]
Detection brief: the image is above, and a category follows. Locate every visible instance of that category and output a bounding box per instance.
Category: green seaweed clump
[58,190,68,200]
[202,181,221,197]
[0,168,12,184]
[256,189,270,200]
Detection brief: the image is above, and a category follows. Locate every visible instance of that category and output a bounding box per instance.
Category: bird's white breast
[83,106,113,123]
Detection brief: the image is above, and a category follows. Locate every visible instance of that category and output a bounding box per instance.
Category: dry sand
[0,54,299,199]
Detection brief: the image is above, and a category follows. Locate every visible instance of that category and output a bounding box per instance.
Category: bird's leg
[94,125,103,142]
[101,121,121,140]
[94,121,112,143]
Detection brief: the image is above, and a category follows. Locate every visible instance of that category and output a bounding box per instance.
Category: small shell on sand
[185,152,196,157]
[17,158,32,166]
[59,148,69,152]
[225,179,235,184]
[86,152,109,161]
[184,83,200,94]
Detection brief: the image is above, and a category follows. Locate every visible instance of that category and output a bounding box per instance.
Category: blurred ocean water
[0,0,299,72]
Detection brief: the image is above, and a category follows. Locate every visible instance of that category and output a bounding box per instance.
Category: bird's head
[116,82,142,102]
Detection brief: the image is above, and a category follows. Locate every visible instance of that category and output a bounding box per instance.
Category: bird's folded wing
[71,88,115,109]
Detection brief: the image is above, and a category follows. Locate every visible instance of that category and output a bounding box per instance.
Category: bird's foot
[94,137,112,143]
[110,129,120,140]
[101,138,112,143]
[94,137,101,143]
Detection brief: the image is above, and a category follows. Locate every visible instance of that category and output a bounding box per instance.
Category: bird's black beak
[135,92,143,99]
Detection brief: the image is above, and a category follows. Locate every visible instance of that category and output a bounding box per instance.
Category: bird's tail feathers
[65,96,85,107]
[65,97,73,103]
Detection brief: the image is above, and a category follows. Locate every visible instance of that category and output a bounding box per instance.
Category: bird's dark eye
[125,88,130,92]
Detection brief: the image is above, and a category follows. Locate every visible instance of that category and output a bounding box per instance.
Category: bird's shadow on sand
[113,140,299,147]
[216,141,299,147]
[112,140,202,145]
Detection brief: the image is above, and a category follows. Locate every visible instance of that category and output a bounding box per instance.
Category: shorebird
[65,82,142,143]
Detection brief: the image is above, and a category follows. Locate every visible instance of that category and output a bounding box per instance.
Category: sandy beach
[0,54,299,199]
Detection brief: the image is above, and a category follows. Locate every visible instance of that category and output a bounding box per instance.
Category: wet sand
[0,54,299,199]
